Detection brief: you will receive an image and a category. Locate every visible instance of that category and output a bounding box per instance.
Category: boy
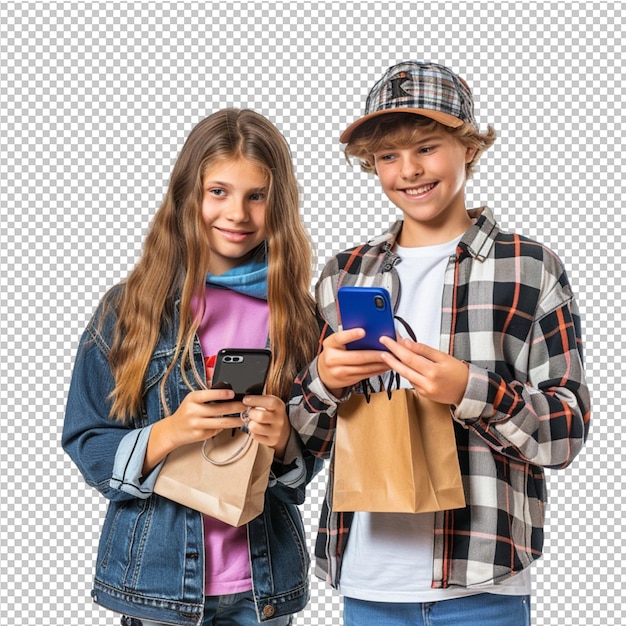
[289,62,590,625]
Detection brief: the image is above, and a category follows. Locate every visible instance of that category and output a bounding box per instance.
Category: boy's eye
[419,145,436,154]
[376,153,397,162]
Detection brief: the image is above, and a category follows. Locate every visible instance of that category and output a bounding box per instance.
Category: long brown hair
[107,109,317,422]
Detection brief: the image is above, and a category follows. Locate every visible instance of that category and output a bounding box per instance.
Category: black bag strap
[394,314,417,342]
[359,314,417,402]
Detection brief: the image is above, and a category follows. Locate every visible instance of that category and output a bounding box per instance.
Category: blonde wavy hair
[106,109,317,422]
[344,112,496,178]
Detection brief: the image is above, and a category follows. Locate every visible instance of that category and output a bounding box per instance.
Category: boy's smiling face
[373,126,476,246]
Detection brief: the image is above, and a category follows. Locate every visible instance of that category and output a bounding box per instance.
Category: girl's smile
[201,157,268,275]
[215,226,256,242]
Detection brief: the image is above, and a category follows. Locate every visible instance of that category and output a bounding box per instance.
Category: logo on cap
[389,72,412,100]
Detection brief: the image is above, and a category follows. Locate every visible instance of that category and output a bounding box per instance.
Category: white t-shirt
[339,236,531,602]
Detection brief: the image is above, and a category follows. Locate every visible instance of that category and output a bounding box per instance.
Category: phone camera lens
[374,296,385,309]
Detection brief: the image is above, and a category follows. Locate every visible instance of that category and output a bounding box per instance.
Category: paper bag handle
[201,431,253,465]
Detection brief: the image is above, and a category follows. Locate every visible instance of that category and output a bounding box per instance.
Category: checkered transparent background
[1,2,623,624]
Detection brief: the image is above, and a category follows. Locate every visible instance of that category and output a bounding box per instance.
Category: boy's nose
[400,156,422,179]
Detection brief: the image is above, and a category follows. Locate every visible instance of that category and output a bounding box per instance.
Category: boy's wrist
[451,360,470,406]
[452,362,487,423]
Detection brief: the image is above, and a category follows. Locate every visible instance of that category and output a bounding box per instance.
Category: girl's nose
[226,198,248,221]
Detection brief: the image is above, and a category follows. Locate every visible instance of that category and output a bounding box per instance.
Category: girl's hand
[168,388,248,446]
[143,388,244,475]
[317,328,390,397]
[241,394,291,459]
[379,337,469,406]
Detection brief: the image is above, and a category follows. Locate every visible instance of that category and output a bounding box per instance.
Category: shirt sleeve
[62,325,154,502]
[288,259,359,460]
[109,425,165,497]
[454,275,590,469]
[287,322,357,462]
[267,427,323,504]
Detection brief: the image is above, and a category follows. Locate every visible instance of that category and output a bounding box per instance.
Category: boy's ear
[465,146,478,163]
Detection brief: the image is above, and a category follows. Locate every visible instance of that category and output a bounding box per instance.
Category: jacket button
[262,605,276,618]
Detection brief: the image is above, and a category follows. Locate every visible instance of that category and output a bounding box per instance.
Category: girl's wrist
[272,423,292,460]
[143,418,176,476]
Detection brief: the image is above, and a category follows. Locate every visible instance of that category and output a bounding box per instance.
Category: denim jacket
[63,286,321,625]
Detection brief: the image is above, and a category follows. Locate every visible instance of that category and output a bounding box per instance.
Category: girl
[63,109,320,626]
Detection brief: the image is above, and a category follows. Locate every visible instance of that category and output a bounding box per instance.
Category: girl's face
[201,157,268,275]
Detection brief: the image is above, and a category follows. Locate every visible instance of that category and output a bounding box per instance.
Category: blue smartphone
[337,286,396,351]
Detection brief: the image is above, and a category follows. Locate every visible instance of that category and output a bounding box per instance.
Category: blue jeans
[135,591,292,626]
[344,594,531,626]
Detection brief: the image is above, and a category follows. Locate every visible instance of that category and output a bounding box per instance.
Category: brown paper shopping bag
[154,428,274,526]
[333,388,466,513]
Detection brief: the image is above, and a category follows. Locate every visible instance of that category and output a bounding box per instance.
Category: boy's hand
[379,336,469,406]
[318,328,390,397]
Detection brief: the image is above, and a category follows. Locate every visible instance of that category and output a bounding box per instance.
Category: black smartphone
[337,286,396,351]
[210,348,272,401]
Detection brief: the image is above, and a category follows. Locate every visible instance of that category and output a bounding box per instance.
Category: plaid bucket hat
[340,61,477,143]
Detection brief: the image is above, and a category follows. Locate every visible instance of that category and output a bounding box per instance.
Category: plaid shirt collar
[367,206,498,263]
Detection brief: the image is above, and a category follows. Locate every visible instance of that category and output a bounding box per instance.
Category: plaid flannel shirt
[288,206,590,590]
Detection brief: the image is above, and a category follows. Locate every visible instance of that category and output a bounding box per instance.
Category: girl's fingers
[203,416,244,430]
[241,394,283,412]
[189,388,236,404]
[202,399,246,417]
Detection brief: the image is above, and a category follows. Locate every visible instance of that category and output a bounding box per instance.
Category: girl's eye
[250,192,265,202]
[209,188,225,197]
